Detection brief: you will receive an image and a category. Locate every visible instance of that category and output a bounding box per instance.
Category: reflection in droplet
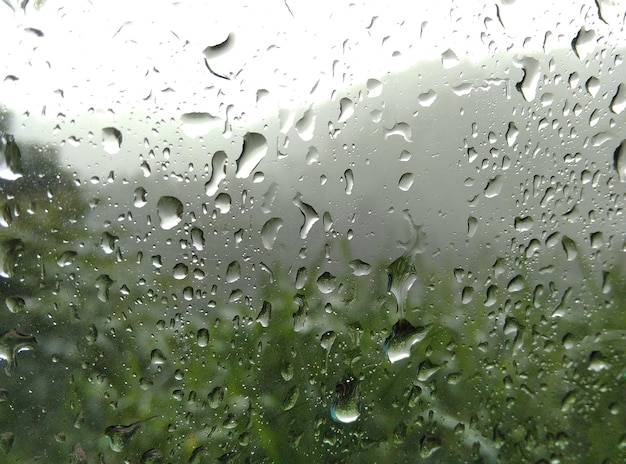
[383,319,430,363]
[0,134,22,180]
[330,377,361,423]
[261,218,284,250]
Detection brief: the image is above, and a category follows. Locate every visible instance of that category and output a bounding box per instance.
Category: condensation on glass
[0,0,624,462]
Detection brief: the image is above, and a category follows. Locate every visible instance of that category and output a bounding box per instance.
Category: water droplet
[316,271,336,294]
[295,107,316,141]
[157,196,183,230]
[180,112,221,138]
[133,187,148,208]
[384,122,412,142]
[330,377,362,423]
[150,349,167,365]
[367,78,382,97]
[441,48,459,69]
[5,296,25,313]
[417,89,437,107]
[215,192,231,213]
[208,386,225,408]
[102,127,122,154]
[505,122,519,147]
[572,27,596,59]
[0,239,24,278]
[467,216,478,238]
[507,275,524,292]
[205,151,228,196]
[398,172,414,191]
[515,56,540,102]
[100,232,119,254]
[282,385,299,411]
[196,328,210,347]
[586,76,601,97]
[610,83,626,114]
[383,319,430,363]
[484,175,503,198]
[105,416,158,452]
[0,329,37,376]
[236,132,268,179]
[140,448,164,464]
[561,236,578,261]
[190,227,205,251]
[338,97,354,122]
[256,301,271,327]
[293,193,319,239]
[226,261,241,283]
[343,169,354,195]
[0,134,22,180]
[172,263,188,280]
[261,218,284,250]
[349,259,371,276]
[614,140,626,182]
[95,274,114,302]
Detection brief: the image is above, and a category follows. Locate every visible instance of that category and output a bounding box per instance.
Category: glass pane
[0,0,624,462]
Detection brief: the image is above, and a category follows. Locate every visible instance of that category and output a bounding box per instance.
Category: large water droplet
[295,107,316,141]
[572,27,596,59]
[0,134,22,180]
[205,151,228,196]
[383,319,430,363]
[157,196,183,230]
[338,97,354,122]
[0,239,24,278]
[330,377,362,423]
[102,127,122,154]
[105,416,158,452]
[610,83,626,114]
[0,330,37,376]
[316,271,337,294]
[180,112,221,138]
[515,56,540,102]
[261,218,284,250]
[235,132,268,179]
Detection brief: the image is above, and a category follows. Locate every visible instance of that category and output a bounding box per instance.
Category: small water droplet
[417,89,437,107]
[105,416,158,452]
[316,271,337,294]
[610,83,626,114]
[338,98,354,122]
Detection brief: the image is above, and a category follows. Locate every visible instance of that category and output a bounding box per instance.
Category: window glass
[0,0,624,462]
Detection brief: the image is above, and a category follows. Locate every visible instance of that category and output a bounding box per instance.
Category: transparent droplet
[295,107,316,141]
[561,236,578,261]
[180,112,221,138]
[343,169,354,195]
[102,127,122,154]
[384,122,412,141]
[316,271,336,294]
[157,196,183,230]
[150,349,167,365]
[236,132,268,179]
[105,416,157,452]
[172,263,188,280]
[133,187,148,208]
[0,330,37,376]
[5,296,25,314]
[282,385,299,411]
[366,78,382,97]
[0,239,24,278]
[95,274,114,302]
[505,122,519,147]
[226,260,241,283]
[484,175,503,198]
[515,56,540,102]
[190,227,205,251]
[441,48,459,69]
[205,151,228,196]
[383,319,430,363]
[261,218,284,250]
[293,193,319,239]
[215,192,232,213]
[0,134,22,180]
[417,89,437,107]
[610,83,626,114]
[256,301,271,327]
[572,27,596,59]
[349,259,371,276]
[330,377,361,423]
[338,97,354,122]
[140,448,164,464]
[398,172,414,191]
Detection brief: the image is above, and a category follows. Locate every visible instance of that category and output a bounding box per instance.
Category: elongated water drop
[0,330,37,376]
[330,377,361,423]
